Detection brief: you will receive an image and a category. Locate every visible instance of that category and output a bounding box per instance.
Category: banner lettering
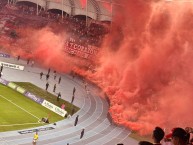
[41,100,67,117]
[64,39,99,60]
[0,61,24,70]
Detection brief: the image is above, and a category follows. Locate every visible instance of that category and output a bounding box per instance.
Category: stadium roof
[16,0,121,21]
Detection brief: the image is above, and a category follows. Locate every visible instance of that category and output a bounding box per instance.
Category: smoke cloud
[2,25,78,72]
[1,0,193,135]
[88,0,193,134]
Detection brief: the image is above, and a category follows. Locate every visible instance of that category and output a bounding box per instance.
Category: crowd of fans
[139,127,193,145]
[1,1,109,47]
[1,2,193,145]
[0,1,7,10]
[0,0,110,72]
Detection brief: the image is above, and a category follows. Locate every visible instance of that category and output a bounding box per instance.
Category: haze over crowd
[1,0,193,134]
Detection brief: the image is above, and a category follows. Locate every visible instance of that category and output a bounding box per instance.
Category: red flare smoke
[1,0,193,135]
[90,0,193,134]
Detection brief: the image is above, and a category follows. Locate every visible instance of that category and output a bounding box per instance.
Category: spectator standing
[46,74,49,80]
[40,72,43,79]
[53,84,56,92]
[58,76,61,84]
[46,82,49,91]
[53,70,56,80]
[61,103,65,109]
[17,55,20,61]
[57,92,61,101]
[73,87,76,95]
[54,74,57,80]
[27,59,30,64]
[80,129,85,139]
[0,64,3,72]
[74,115,79,126]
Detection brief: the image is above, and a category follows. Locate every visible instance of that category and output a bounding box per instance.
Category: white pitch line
[0,94,40,120]
[0,122,41,127]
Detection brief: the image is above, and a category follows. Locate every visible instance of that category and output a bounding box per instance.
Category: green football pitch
[0,83,64,132]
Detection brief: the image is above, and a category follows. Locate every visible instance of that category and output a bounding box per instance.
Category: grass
[14,82,79,114]
[0,82,79,132]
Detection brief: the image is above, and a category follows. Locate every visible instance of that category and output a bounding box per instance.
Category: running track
[0,56,138,145]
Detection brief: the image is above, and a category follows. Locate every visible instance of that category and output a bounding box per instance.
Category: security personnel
[46,82,49,91]
[33,132,38,145]
[53,84,56,92]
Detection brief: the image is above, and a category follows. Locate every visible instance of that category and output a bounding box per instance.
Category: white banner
[65,41,99,55]
[64,39,100,60]
[41,100,67,117]
[0,61,24,70]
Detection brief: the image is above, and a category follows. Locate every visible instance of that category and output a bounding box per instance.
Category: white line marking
[0,122,41,127]
[0,94,40,120]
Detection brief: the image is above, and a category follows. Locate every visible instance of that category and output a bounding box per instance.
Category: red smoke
[1,25,77,72]
[89,0,193,134]
[1,0,193,135]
